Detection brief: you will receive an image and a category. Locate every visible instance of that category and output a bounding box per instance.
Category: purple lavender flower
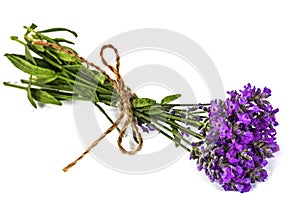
[190,84,279,193]
[222,167,234,183]
[137,119,155,134]
[226,99,237,115]
[238,113,251,125]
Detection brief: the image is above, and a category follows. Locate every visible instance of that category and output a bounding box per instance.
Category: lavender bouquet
[3,24,279,193]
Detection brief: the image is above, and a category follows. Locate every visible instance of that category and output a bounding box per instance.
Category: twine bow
[32,41,143,172]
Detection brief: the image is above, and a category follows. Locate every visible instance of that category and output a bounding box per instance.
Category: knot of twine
[32,41,143,172]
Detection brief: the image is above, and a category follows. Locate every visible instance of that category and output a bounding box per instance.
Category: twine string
[32,41,143,172]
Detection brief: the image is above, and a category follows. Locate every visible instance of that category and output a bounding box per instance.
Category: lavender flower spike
[190,84,279,193]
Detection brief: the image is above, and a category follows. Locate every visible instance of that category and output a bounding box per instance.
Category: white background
[0,0,299,199]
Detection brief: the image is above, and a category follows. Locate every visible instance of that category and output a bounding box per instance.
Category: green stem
[188,111,209,115]
[4,82,95,102]
[172,109,208,115]
[161,112,205,126]
[134,110,191,145]
[155,115,203,140]
[57,74,114,99]
[21,79,74,92]
[144,121,190,152]
[94,103,120,132]
[161,103,210,107]
[63,69,113,94]
[57,75,96,92]
[3,82,27,90]
[137,115,190,152]
[49,92,91,101]
[21,79,97,101]
[37,53,63,70]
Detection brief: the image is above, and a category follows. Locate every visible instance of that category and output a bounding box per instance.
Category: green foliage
[161,94,181,104]
[132,98,156,108]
